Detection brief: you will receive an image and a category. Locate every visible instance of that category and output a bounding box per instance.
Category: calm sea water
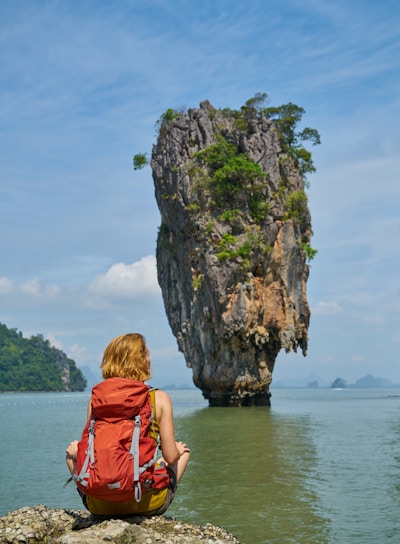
[1,387,399,544]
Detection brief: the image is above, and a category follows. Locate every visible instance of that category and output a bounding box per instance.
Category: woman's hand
[66,440,78,460]
[176,441,190,456]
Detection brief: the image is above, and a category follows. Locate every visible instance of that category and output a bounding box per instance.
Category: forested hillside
[0,322,86,392]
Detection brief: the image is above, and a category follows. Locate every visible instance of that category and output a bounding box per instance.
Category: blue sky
[1,0,399,387]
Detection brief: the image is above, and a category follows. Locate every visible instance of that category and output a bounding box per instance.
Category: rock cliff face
[151,100,313,406]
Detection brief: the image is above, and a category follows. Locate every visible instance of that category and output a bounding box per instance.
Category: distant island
[274,374,399,389]
[351,374,394,388]
[330,377,347,389]
[0,322,86,392]
[330,374,396,389]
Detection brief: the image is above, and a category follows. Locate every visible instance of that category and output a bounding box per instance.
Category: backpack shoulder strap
[130,389,159,503]
[148,387,160,443]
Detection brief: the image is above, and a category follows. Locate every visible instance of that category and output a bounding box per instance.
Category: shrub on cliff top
[193,135,266,213]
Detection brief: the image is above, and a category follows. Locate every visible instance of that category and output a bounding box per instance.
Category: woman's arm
[87,397,92,420]
[155,389,191,466]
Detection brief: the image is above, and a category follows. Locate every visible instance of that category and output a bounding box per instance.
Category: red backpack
[74,377,170,503]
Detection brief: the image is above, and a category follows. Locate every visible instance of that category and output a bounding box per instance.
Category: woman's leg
[158,449,190,483]
[175,449,190,482]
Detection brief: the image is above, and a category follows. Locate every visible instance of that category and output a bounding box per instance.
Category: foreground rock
[152,98,316,405]
[0,505,241,543]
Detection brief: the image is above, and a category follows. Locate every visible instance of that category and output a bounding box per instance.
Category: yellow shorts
[80,466,177,517]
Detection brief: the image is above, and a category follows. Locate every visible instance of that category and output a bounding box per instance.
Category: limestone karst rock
[151,99,315,406]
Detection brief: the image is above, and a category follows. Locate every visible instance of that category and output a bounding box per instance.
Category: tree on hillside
[0,322,86,392]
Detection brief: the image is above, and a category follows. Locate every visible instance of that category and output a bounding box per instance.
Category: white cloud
[0,277,14,295]
[350,354,365,363]
[312,300,342,315]
[44,334,64,350]
[88,255,160,298]
[20,279,60,298]
[68,343,92,365]
[356,311,385,325]
[391,331,400,344]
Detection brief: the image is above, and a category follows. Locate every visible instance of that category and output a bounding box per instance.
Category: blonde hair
[101,333,151,381]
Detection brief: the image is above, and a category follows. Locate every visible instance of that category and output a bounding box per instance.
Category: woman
[65,333,190,516]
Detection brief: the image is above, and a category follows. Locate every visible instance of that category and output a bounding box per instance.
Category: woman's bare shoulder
[154,389,174,422]
[154,389,172,406]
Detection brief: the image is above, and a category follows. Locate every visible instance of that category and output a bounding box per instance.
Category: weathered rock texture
[152,100,312,406]
[0,506,241,544]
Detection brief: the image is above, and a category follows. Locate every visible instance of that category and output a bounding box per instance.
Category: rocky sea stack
[149,95,319,406]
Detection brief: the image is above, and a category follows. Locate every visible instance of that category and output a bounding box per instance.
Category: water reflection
[169,406,330,544]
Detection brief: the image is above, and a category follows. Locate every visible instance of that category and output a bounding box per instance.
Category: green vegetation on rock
[191,135,267,217]
[134,93,320,265]
[132,152,149,170]
[0,322,86,392]
[155,108,181,136]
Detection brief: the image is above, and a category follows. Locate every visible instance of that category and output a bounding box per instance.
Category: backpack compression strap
[129,412,158,502]
[130,415,142,502]
[74,419,95,487]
